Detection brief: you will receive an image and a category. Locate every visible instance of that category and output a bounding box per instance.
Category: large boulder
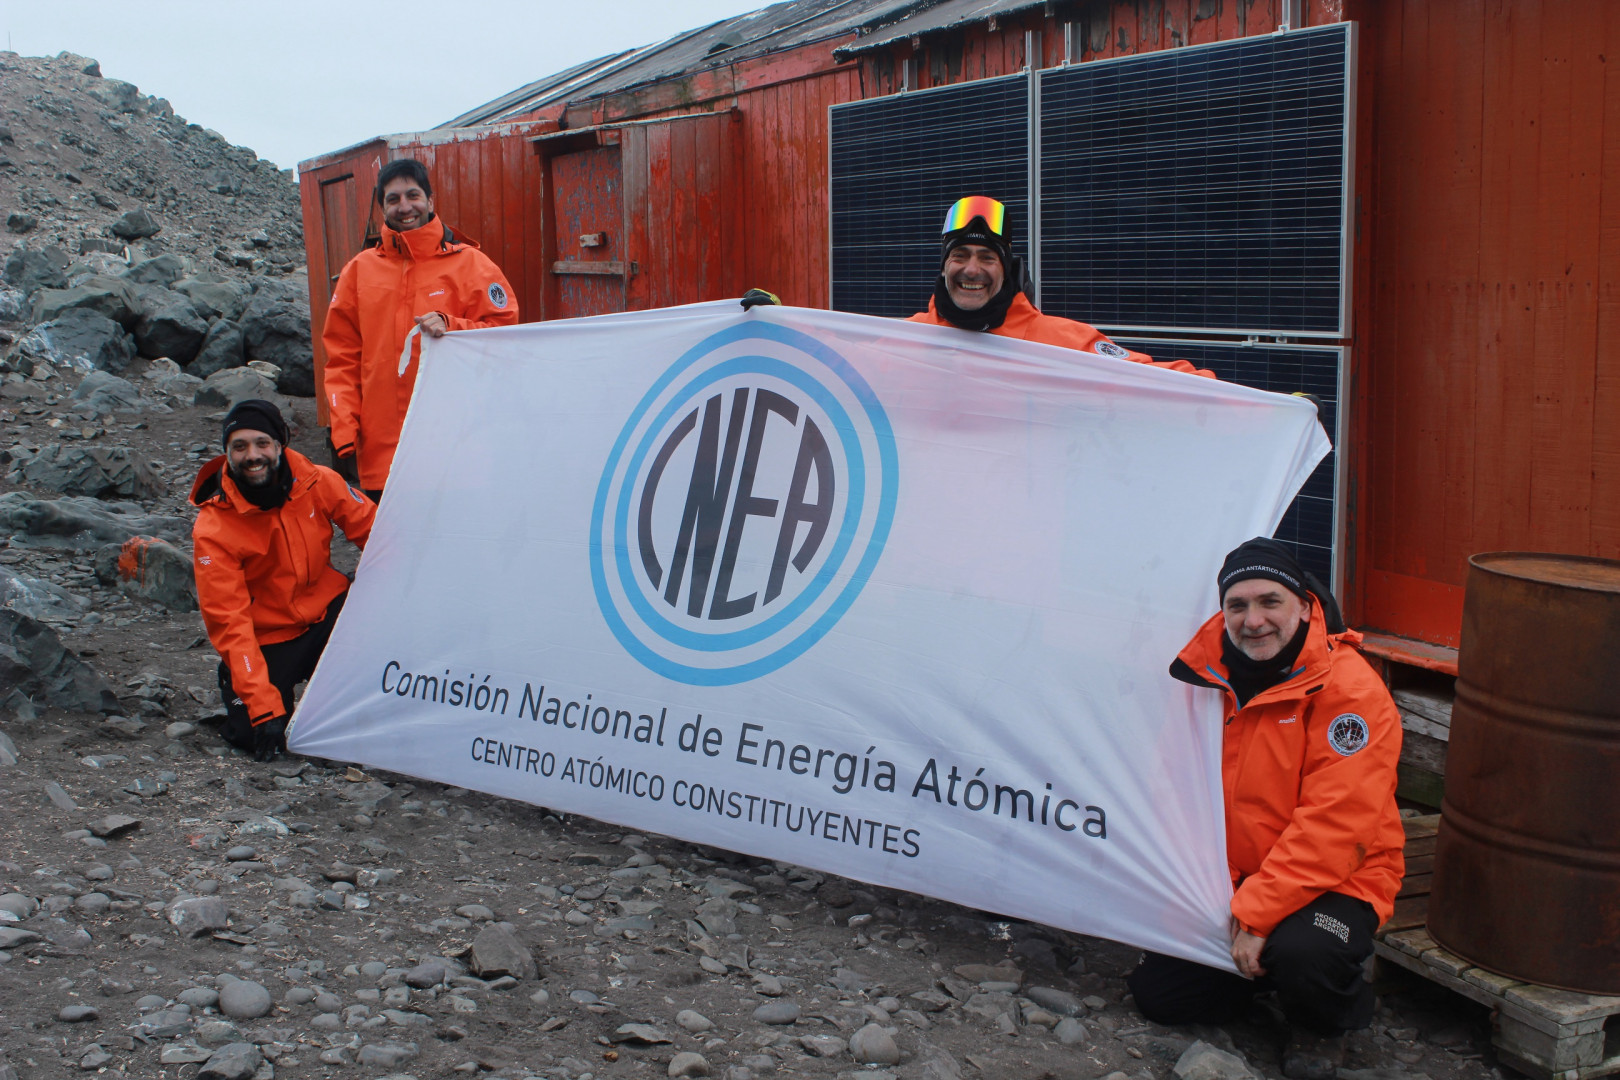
[65,252,129,287]
[109,207,161,240]
[173,274,252,322]
[239,280,313,396]
[8,446,166,501]
[132,286,207,363]
[202,167,244,196]
[0,283,26,323]
[0,492,189,551]
[188,320,244,377]
[16,308,136,373]
[194,367,294,424]
[3,244,70,296]
[94,537,197,612]
[31,276,140,328]
[70,370,145,414]
[1,566,89,623]
[0,607,119,713]
[87,78,140,113]
[124,253,190,288]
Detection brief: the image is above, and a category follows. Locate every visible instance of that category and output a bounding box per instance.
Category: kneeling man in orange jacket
[1128,538,1404,1080]
[191,400,376,761]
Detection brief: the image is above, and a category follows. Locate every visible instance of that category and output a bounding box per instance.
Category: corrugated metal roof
[437,51,636,127]
[439,0,951,126]
[832,0,1047,56]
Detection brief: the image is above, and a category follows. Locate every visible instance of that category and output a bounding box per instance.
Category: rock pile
[0,50,314,396]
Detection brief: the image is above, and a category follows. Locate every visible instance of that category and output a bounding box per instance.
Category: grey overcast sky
[0,0,770,172]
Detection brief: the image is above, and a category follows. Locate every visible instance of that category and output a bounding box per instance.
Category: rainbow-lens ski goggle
[941,196,1007,237]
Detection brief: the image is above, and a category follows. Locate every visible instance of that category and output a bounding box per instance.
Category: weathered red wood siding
[1345,0,1620,646]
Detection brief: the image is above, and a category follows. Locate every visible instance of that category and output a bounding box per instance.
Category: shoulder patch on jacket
[487,282,508,309]
[1327,713,1370,756]
[1095,341,1129,359]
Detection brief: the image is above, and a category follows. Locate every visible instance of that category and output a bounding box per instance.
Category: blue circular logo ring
[590,322,898,686]
[612,355,863,651]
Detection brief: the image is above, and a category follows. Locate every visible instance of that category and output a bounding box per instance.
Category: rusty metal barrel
[1429,552,1620,993]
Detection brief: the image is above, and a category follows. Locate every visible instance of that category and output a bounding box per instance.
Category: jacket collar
[378,216,479,261]
[190,447,317,513]
[923,291,1039,330]
[1169,594,1357,709]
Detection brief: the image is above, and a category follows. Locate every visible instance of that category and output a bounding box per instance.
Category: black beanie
[1219,538,1309,601]
[1218,537,1347,634]
[222,399,289,449]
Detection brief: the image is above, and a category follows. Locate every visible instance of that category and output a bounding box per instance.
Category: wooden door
[549,143,628,317]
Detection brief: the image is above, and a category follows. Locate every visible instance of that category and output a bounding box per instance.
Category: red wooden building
[298,0,1620,676]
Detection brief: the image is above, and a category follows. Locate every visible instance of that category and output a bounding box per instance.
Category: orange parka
[190,448,376,725]
[1170,599,1405,937]
[910,293,1216,377]
[322,217,519,489]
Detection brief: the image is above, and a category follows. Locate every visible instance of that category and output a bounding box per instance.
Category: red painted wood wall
[1344,0,1620,646]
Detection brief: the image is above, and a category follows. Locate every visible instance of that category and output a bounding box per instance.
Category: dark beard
[229,459,276,490]
[932,272,1019,331]
[229,453,293,510]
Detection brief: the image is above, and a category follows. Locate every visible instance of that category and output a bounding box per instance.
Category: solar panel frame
[828,72,1031,318]
[1037,23,1357,339]
[1110,337,1347,595]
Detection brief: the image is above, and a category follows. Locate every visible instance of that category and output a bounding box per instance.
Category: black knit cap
[221,399,288,449]
[1219,538,1308,601]
[1218,537,1347,634]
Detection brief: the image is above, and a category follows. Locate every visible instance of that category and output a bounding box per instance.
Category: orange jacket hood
[322,216,519,489]
[191,448,376,724]
[1171,597,1405,936]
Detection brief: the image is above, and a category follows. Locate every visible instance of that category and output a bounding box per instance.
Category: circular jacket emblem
[591,322,898,686]
[487,282,508,309]
[1327,713,1370,756]
[1094,341,1129,359]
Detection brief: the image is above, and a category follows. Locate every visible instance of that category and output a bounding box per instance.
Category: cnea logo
[592,321,897,685]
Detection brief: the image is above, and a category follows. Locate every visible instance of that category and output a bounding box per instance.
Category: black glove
[325,429,360,486]
[253,716,288,763]
[740,288,781,311]
[1291,392,1323,414]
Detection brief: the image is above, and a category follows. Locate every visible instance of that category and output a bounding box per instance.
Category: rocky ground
[0,43,1508,1080]
[0,364,1510,1080]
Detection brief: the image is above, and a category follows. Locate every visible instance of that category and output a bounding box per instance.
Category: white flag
[290,301,1329,971]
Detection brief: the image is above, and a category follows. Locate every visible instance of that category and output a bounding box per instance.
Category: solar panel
[830,75,1029,318]
[1112,337,1345,589]
[1039,25,1354,337]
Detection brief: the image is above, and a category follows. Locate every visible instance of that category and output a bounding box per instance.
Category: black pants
[218,593,346,751]
[1127,891,1378,1034]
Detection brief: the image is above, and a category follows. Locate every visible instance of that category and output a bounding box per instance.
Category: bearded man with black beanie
[1125,538,1405,1079]
[907,195,1216,376]
[190,400,376,761]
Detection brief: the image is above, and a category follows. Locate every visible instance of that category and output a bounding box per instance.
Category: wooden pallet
[1373,815,1620,1080]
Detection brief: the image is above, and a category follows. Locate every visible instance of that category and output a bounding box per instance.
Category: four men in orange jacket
[322,158,520,498]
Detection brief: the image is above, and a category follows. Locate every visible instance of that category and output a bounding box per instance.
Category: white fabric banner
[290,301,1329,970]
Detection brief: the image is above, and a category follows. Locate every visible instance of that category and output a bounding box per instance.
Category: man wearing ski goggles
[909,196,1213,377]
